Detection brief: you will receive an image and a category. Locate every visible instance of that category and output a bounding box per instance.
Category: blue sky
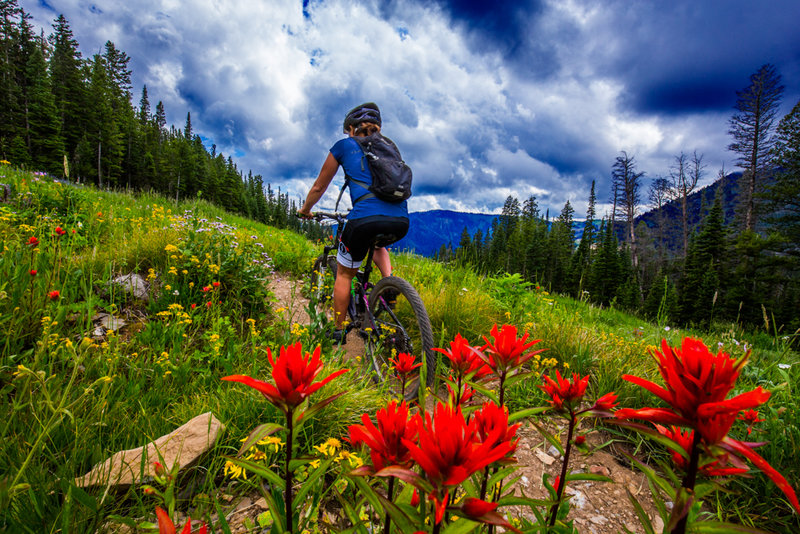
[25,0,800,217]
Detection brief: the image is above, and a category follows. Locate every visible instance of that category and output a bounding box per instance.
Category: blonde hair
[351,122,381,137]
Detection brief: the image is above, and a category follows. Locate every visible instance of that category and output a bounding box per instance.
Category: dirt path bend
[266,273,661,534]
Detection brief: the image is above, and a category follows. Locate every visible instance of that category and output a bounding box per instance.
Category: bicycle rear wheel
[366,276,435,401]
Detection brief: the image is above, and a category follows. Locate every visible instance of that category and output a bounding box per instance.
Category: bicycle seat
[371,233,399,249]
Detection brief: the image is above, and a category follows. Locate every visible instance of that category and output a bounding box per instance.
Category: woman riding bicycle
[298,102,409,344]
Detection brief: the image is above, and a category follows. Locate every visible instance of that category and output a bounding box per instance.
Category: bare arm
[299,152,340,216]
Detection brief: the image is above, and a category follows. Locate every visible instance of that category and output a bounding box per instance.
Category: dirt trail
[262,274,661,534]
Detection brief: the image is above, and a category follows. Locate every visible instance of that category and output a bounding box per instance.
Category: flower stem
[384,477,395,534]
[284,408,294,533]
[672,430,702,534]
[548,414,576,527]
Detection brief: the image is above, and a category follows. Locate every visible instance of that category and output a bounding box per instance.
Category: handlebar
[297,211,346,224]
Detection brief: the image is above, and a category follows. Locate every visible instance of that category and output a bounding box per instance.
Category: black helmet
[343,102,381,132]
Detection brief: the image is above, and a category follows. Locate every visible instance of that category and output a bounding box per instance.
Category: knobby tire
[367,276,435,401]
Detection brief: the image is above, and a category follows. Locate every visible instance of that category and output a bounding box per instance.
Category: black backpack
[348,133,412,204]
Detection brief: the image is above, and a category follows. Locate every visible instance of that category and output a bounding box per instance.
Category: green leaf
[564,472,613,483]
[237,423,284,456]
[625,453,676,500]
[529,420,564,456]
[215,499,233,534]
[259,486,286,533]
[625,488,655,534]
[690,522,773,533]
[497,495,550,508]
[442,517,480,534]
[292,456,336,509]
[224,456,284,489]
[296,391,347,429]
[349,476,384,517]
[469,381,499,404]
[508,406,549,423]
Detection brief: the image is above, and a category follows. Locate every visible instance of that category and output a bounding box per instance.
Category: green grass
[1,166,798,532]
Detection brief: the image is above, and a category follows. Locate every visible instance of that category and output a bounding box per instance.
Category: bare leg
[334,263,358,329]
[372,247,393,278]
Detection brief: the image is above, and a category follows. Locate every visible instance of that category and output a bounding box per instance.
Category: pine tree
[728,64,784,231]
[48,14,85,161]
[24,44,63,173]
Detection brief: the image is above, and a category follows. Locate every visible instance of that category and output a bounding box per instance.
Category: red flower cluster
[401,403,516,523]
[655,425,748,477]
[472,401,520,460]
[737,409,764,435]
[29,270,37,277]
[617,337,800,515]
[481,324,544,376]
[222,342,348,413]
[540,370,589,413]
[27,236,39,247]
[54,226,67,237]
[617,338,769,444]
[48,290,60,300]
[434,333,491,381]
[349,400,419,471]
[389,352,422,382]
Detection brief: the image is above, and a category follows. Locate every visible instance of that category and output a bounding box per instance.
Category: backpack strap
[335,174,374,211]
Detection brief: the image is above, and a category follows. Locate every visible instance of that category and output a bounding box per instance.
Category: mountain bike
[307,212,435,400]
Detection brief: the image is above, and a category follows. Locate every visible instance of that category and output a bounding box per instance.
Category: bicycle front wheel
[366,276,435,400]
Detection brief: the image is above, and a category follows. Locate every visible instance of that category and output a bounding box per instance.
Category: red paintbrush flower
[655,425,748,477]
[212,281,220,288]
[592,391,619,412]
[54,226,66,236]
[222,342,348,413]
[481,323,545,376]
[155,507,207,534]
[617,338,771,443]
[402,403,515,524]
[472,401,520,460]
[738,409,764,435]
[462,497,497,517]
[540,370,589,413]
[48,290,60,300]
[389,352,422,381]
[27,236,39,246]
[29,269,37,276]
[617,337,800,515]
[434,333,492,381]
[349,400,419,471]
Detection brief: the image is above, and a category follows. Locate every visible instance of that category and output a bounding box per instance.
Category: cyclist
[298,102,409,344]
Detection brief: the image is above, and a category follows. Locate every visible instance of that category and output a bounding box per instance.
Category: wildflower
[402,403,515,524]
[222,342,348,413]
[655,425,747,477]
[590,391,619,413]
[617,337,800,516]
[206,301,212,308]
[574,435,586,446]
[481,323,544,376]
[224,460,246,479]
[29,270,37,276]
[540,370,589,413]
[472,401,520,461]
[314,437,342,457]
[617,338,769,444]
[27,236,39,246]
[434,333,492,381]
[155,507,208,534]
[462,497,497,517]
[48,290,60,300]
[54,226,66,237]
[389,352,422,381]
[349,400,419,471]
[737,409,764,435]
[213,281,220,288]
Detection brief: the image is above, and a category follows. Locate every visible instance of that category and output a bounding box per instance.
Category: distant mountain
[392,171,751,258]
[393,210,497,256]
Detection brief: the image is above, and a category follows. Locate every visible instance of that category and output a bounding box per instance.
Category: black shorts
[337,215,409,268]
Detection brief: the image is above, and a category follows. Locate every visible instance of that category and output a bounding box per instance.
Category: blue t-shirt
[330,137,409,221]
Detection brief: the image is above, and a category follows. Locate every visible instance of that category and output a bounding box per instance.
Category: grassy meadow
[0,165,798,533]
